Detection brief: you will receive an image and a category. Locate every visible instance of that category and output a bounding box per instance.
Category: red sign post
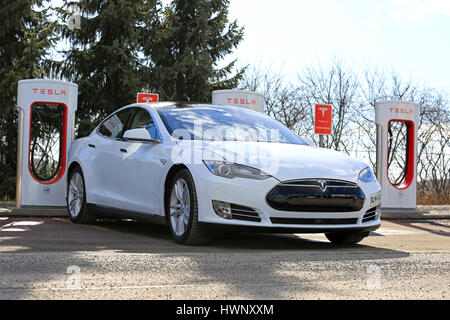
[315,104,332,135]
[137,92,159,104]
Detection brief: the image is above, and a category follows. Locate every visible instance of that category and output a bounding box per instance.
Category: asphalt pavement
[0,215,449,299]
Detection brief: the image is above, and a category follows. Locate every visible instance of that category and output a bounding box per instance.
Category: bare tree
[297,59,360,153]
[240,65,309,134]
[417,93,450,203]
[348,68,449,203]
[241,61,449,204]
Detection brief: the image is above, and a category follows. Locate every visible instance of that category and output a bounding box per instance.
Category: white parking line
[372,228,426,236]
[0,220,44,232]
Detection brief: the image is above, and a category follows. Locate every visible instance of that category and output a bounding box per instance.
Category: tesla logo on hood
[318,180,327,192]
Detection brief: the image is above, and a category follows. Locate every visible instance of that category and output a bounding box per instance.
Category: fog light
[375,206,381,220]
[212,200,232,219]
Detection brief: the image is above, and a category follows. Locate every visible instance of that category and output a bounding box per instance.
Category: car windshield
[157,105,307,145]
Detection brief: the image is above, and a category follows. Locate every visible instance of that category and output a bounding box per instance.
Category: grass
[417,189,450,205]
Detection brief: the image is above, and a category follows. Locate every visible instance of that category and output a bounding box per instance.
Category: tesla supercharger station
[212,90,265,112]
[375,101,419,212]
[16,79,78,209]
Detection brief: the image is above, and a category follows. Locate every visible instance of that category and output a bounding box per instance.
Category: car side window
[129,108,161,141]
[99,109,130,139]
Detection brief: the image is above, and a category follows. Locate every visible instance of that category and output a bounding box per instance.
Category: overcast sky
[226,0,450,92]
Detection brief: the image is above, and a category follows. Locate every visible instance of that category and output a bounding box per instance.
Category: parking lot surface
[0,216,449,299]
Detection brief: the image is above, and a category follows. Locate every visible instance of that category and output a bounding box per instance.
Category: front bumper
[199,221,381,234]
[192,164,381,233]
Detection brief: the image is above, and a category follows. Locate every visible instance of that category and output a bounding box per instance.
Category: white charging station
[375,101,419,211]
[15,84,420,214]
[212,90,265,113]
[16,79,78,208]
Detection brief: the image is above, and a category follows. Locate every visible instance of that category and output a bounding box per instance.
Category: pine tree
[55,0,160,137]
[148,0,244,102]
[0,0,55,199]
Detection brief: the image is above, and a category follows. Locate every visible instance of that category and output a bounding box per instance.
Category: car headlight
[203,160,271,180]
[358,167,377,183]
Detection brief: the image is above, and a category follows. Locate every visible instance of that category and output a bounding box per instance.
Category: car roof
[148,102,216,109]
[124,102,264,119]
[139,102,246,112]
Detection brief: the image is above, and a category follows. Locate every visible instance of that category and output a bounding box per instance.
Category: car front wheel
[167,169,210,245]
[67,166,96,224]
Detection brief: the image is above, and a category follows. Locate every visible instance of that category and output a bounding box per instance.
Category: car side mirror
[123,128,161,143]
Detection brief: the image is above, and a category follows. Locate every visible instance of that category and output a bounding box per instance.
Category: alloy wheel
[169,178,190,236]
[68,172,84,218]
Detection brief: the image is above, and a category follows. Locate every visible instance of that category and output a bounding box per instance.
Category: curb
[382,215,450,220]
[0,207,69,218]
[381,207,450,220]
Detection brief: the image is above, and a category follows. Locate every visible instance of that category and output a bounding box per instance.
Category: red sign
[137,92,159,103]
[315,104,332,135]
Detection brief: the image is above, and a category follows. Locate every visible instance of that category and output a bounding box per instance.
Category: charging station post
[16,79,78,210]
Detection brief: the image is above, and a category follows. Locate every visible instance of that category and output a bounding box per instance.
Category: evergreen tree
[0,0,55,199]
[55,0,160,137]
[147,0,244,102]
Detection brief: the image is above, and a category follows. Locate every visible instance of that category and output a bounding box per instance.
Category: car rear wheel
[167,169,210,245]
[325,231,369,244]
[67,166,96,224]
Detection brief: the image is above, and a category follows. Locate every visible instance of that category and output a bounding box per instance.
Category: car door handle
[120,148,127,153]
[88,144,96,148]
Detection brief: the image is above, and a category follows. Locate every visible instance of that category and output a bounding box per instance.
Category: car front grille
[230,204,261,222]
[266,179,365,212]
[270,217,358,225]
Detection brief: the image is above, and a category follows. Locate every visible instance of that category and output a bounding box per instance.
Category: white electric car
[67,102,381,245]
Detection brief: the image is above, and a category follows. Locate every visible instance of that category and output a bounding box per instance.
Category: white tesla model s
[67,102,381,245]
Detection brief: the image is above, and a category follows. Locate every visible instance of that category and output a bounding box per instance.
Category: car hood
[186,141,368,183]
